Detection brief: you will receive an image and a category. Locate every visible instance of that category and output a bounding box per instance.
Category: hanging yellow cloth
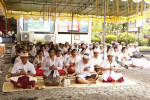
[0,1,6,16]
[141,0,144,15]
[131,0,133,14]
[117,0,119,13]
[107,0,109,13]
[136,0,139,15]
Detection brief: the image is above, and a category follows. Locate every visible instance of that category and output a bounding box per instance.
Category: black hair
[107,46,112,53]
[81,43,84,46]
[48,47,56,53]
[59,43,62,46]
[126,44,129,46]
[68,48,72,51]
[121,47,126,52]
[71,49,77,55]
[114,46,118,50]
[82,48,86,51]
[65,42,69,45]
[56,49,61,54]
[112,43,116,45]
[92,46,96,50]
[18,48,24,53]
[40,45,45,50]
[15,46,19,48]
[37,49,43,55]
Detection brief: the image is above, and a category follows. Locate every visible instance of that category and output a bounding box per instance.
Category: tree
[91,21,103,38]
[140,22,150,36]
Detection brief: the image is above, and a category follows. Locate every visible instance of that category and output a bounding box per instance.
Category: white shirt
[100,59,118,75]
[31,46,37,57]
[55,55,64,70]
[11,61,36,74]
[118,45,123,52]
[14,56,21,64]
[62,47,68,54]
[118,52,130,62]
[63,54,72,66]
[132,47,139,53]
[100,59,122,81]
[0,31,2,35]
[12,45,16,50]
[113,51,119,58]
[43,50,49,57]
[90,56,103,67]
[11,49,17,57]
[33,56,45,67]
[126,49,133,56]
[75,60,94,74]
[41,56,61,77]
[66,56,81,67]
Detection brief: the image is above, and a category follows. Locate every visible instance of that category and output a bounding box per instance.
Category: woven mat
[3,78,137,92]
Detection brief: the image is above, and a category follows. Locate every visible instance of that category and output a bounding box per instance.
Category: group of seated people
[9,41,142,89]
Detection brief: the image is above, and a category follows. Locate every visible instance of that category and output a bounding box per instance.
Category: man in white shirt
[132,44,143,58]
[10,52,37,89]
[100,52,124,83]
[73,43,78,51]
[75,53,98,84]
[118,42,125,52]
[90,49,103,73]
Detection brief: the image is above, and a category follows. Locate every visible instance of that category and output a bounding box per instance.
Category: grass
[138,46,150,51]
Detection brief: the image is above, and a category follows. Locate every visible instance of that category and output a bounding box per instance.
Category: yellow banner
[0,1,6,16]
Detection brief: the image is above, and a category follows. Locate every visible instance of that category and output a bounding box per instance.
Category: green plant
[91,21,103,38]
[91,37,101,43]
[117,32,136,44]
[105,35,117,43]
[35,38,45,43]
[139,38,148,46]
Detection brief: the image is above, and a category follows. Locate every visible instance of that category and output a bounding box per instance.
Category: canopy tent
[1,0,150,23]
[1,0,150,58]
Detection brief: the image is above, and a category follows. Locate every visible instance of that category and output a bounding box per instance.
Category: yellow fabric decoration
[136,0,139,15]
[131,0,133,14]
[117,0,119,13]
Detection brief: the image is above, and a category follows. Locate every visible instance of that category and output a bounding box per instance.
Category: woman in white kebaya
[66,49,81,74]
[40,45,49,58]
[41,48,61,86]
[63,48,72,67]
[33,50,45,76]
[55,49,66,76]
[79,48,86,59]
[113,47,119,62]
[126,44,133,57]
[118,47,132,67]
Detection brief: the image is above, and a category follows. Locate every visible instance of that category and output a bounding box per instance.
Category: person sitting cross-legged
[41,48,60,86]
[75,53,98,84]
[10,52,37,89]
[33,50,45,76]
[100,52,124,83]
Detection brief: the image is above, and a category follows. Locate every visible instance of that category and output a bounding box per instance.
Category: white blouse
[33,56,45,67]
[118,52,130,62]
[66,56,81,67]
[55,55,64,70]
[90,56,103,67]
[41,56,62,77]
[75,60,94,74]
